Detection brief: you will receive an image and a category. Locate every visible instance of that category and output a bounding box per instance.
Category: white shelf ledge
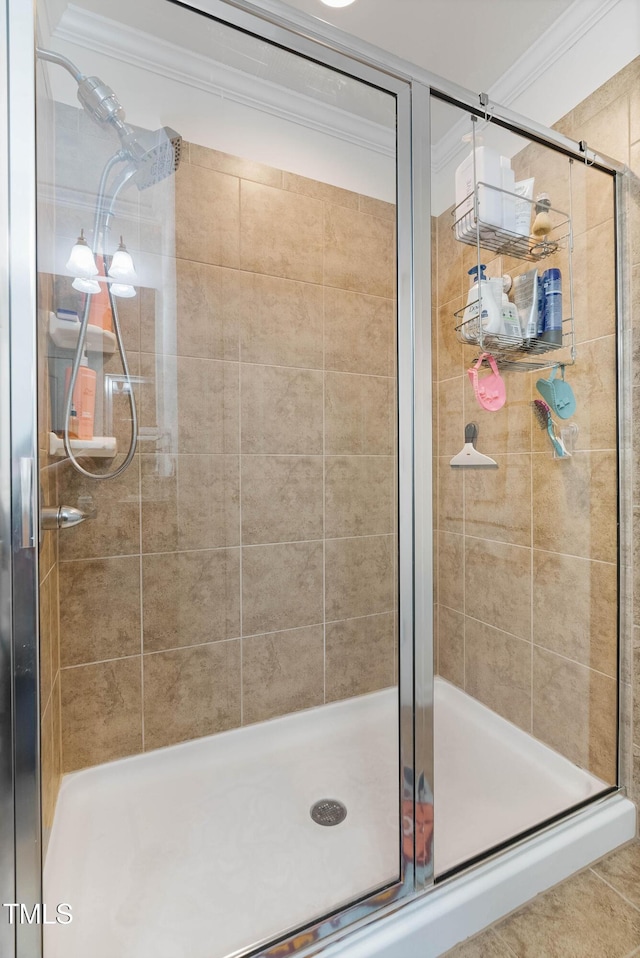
[49,433,117,458]
[48,312,117,354]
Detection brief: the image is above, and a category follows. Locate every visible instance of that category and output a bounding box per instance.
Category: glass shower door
[431,93,620,877]
[34,1,419,955]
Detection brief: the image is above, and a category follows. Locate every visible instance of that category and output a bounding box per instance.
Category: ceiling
[281,0,576,94]
[41,0,632,208]
[43,0,578,153]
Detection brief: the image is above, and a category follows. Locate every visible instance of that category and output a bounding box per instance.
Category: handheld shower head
[35,48,182,190]
[77,77,182,189]
[118,126,183,189]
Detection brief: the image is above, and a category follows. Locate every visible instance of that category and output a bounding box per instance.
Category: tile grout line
[438,447,617,458]
[491,925,524,958]
[530,370,535,734]
[165,256,395,299]
[138,451,145,753]
[435,303,441,679]
[247,533,395,547]
[531,639,617,681]
[53,483,63,776]
[138,351,397,382]
[237,176,242,275]
[238,343,244,727]
[589,868,640,918]
[59,531,400,566]
[437,529,617,566]
[40,682,54,728]
[143,268,396,310]
[433,366,437,670]
[58,612,398,671]
[448,607,617,680]
[434,297,440,679]
[55,661,63,782]
[322,282,327,706]
[462,374,467,691]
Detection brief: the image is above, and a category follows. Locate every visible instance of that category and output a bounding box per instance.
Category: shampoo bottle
[65,351,97,441]
[489,277,503,316]
[501,299,522,341]
[537,275,545,338]
[493,274,522,341]
[454,141,503,239]
[462,265,502,339]
[513,178,535,236]
[541,268,563,345]
[513,268,541,340]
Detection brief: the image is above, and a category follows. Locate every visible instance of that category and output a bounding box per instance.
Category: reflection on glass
[431,96,617,876]
[36,1,400,955]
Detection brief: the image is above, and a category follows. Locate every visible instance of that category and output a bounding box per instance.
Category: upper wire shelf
[451,183,571,262]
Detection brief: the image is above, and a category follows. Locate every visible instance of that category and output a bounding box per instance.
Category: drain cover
[310,799,347,826]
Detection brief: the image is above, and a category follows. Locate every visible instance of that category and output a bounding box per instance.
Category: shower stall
[0,0,635,956]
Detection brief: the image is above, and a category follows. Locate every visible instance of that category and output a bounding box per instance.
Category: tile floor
[444,840,640,958]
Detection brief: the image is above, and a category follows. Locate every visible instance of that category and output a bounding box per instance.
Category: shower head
[35,50,182,190]
[78,76,182,189]
[117,126,183,190]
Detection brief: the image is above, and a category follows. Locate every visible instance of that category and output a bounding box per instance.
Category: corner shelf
[48,312,117,354]
[49,433,117,458]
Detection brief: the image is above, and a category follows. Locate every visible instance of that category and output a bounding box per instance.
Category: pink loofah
[467,353,507,412]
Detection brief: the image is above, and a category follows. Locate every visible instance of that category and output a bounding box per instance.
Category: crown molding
[40,182,147,226]
[431,0,622,173]
[53,4,395,159]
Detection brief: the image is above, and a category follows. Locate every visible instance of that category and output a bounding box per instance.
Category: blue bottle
[542,268,562,345]
[536,274,545,338]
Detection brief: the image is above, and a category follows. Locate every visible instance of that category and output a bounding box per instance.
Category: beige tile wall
[432,59,640,785]
[47,59,640,807]
[53,137,397,771]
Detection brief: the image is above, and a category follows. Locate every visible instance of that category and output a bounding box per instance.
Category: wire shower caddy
[450,114,577,371]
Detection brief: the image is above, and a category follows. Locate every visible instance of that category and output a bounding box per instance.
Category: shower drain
[310,799,347,826]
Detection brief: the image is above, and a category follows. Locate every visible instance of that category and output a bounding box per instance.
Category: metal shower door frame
[0,5,17,958]
[4,0,631,955]
[2,0,43,957]
[164,3,435,954]
[3,0,434,955]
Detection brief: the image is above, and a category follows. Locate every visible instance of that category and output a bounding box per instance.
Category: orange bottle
[65,352,97,440]
[88,255,113,332]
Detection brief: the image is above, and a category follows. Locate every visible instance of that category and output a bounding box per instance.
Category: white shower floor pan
[44,678,610,958]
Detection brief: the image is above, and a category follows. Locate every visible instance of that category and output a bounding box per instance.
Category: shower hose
[62,151,139,481]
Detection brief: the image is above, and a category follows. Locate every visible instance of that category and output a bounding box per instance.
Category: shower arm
[62,153,140,481]
[36,47,84,83]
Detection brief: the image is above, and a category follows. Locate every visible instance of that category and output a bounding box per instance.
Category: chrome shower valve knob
[41,505,88,531]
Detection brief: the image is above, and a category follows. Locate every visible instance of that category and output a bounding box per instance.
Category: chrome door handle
[20,457,35,549]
